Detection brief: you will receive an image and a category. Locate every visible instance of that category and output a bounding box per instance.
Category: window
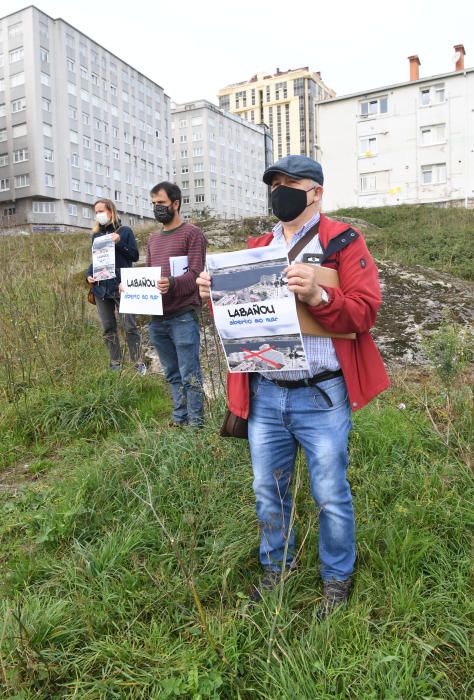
[80,89,89,102]
[83,158,92,171]
[83,135,90,148]
[80,65,88,80]
[0,79,4,93]
[113,169,120,180]
[13,148,28,162]
[0,153,8,167]
[193,147,203,157]
[44,148,54,161]
[420,84,445,106]
[192,132,202,142]
[85,181,93,194]
[112,126,119,138]
[68,203,77,216]
[114,189,121,201]
[180,134,187,143]
[67,58,75,73]
[40,72,51,87]
[15,174,29,188]
[360,96,388,116]
[180,148,188,158]
[421,163,446,184]
[182,196,190,205]
[67,83,76,96]
[43,123,52,137]
[179,119,188,128]
[72,178,80,192]
[194,178,205,187]
[420,124,446,145]
[195,194,205,203]
[181,180,189,189]
[42,97,51,112]
[11,73,25,88]
[95,162,103,175]
[359,136,378,156]
[70,130,79,144]
[9,23,22,38]
[94,140,102,152]
[11,98,26,113]
[0,104,5,118]
[33,201,56,213]
[40,47,49,63]
[82,112,90,125]
[360,170,389,192]
[9,47,24,64]
[0,178,10,191]
[194,162,204,172]
[71,152,79,167]
[82,207,91,219]
[12,123,27,138]
[44,173,55,187]
[181,166,189,174]
[68,106,77,120]
[65,33,75,48]
[191,117,203,126]
[110,84,117,96]
[91,73,98,86]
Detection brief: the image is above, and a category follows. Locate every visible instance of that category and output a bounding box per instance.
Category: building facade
[217,67,335,162]
[171,100,272,220]
[317,47,474,210]
[0,5,171,231]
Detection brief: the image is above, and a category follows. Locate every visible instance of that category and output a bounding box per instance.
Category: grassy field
[0,207,472,698]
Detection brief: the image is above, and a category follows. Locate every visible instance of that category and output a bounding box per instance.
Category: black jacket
[87,221,139,299]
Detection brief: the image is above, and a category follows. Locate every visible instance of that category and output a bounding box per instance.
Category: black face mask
[271,185,315,222]
[153,203,174,224]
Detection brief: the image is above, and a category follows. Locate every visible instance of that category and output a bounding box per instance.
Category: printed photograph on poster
[169,255,189,277]
[206,246,308,373]
[222,334,307,372]
[92,234,116,281]
[119,267,163,315]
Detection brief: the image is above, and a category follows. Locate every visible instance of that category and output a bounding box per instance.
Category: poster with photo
[206,246,308,373]
[92,234,116,281]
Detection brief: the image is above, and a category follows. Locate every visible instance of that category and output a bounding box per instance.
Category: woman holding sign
[86,198,146,374]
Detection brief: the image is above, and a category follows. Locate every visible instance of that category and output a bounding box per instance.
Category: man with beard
[148,181,207,428]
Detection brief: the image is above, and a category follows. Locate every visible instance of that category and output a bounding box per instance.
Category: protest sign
[92,234,115,281]
[170,256,189,277]
[206,246,308,373]
[119,267,163,315]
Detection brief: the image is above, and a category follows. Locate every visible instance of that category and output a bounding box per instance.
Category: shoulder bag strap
[287,222,319,263]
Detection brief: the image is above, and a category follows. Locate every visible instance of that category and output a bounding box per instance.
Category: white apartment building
[171,100,273,220]
[0,5,171,231]
[317,46,474,210]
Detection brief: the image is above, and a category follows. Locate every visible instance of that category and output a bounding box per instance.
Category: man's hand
[118,282,125,294]
[196,271,211,301]
[87,275,96,284]
[157,277,170,294]
[285,263,324,306]
[111,232,121,243]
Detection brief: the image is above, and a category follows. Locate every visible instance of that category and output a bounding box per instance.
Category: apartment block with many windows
[217,67,335,162]
[0,5,171,231]
[171,100,273,220]
[316,46,474,210]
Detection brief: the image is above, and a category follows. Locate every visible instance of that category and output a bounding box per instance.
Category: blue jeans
[149,311,204,426]
[248,375,355,581]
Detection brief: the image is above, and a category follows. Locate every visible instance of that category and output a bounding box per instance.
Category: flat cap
[263,155,324,186]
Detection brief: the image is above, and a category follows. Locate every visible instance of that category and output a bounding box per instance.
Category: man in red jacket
[197,155,389,619]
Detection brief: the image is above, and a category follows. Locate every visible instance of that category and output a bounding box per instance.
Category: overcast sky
[2,0,473,103]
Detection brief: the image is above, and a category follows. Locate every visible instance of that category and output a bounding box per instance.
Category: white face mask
[95,211,110,226]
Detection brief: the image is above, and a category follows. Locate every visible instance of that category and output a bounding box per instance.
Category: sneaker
[167,419,187,428]
[316,578,351,621]
[134,362,147,376]
[249,567,282,603]
[110,362,121,371]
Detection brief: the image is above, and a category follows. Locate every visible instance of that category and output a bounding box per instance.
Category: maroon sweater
[146,222,207,317]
